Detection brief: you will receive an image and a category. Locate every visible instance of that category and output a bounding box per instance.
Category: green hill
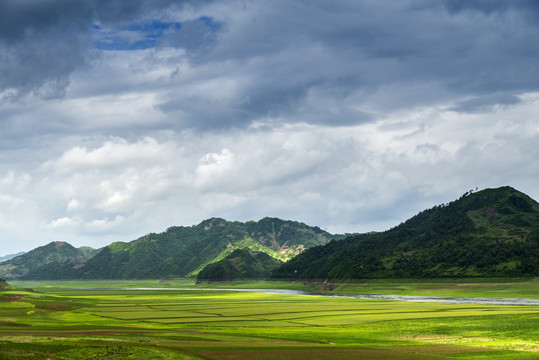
[272,186,539,280]
[197,249,283,282]
[0,242,97,280]
[20,217,342,280]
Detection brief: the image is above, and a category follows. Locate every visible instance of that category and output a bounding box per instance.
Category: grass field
[1,279,538,359]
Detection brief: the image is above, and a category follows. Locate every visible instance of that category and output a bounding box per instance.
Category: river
[75,287,539,306]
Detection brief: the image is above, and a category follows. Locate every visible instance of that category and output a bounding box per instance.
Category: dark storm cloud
[0,0,88,100]
[0,0,197,42]
[155,0,539,129]
[443,0,539,17]
[3,0,539,126]
[158,16,221,50]
[0,0,197,100]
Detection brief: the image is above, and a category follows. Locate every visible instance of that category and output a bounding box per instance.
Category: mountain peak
[0,242,97,280]
[51,241,71,248]
[198,217,228,229]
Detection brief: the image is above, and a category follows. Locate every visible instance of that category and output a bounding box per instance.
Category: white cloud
[44,137,172,173]
[1,96,539,253]
[199,192,247,213]
[0,171,31,191]
[45,217,76,229]
[85,215,127,233]
[194,148,235,191]
[67,198,83,212]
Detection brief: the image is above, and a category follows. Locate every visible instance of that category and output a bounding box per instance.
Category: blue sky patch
[92,17,219,51]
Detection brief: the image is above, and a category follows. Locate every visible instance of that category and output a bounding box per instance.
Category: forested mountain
[273,186,539,279]
[17,217,341,280]
[0,242,97,279]
[197,249,283,282]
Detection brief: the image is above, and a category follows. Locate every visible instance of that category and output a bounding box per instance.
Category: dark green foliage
[197,249,283,281]
[273,186,539,280]
[0,242,97,280]
[0,278,9,289]
[18,217,339,280]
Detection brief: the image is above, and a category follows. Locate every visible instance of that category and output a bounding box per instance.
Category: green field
[1,280,538,359]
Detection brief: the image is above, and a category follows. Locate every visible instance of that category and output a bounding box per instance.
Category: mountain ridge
[3,217,343,280]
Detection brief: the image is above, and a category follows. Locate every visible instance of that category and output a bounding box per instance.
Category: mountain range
[1,186,538,281]
[272,186,539,279]
[0,217,342,280]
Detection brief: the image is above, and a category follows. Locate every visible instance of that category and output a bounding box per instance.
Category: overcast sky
[1,0,539,255]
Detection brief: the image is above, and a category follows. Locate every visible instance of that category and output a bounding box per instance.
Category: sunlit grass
[1,280,538,359]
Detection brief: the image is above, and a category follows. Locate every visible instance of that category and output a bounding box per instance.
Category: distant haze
[1,0,539,255]
[0,252,25,262]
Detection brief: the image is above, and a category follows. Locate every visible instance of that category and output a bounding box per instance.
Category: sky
[1,0,539,255]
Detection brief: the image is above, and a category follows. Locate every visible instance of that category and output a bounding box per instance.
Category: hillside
[272,186,539,280]
[20,217,342,280]
[197,249,283,282]
[0,242,97,280]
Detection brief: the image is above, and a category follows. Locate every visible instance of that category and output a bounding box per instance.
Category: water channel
[76,287,539,306]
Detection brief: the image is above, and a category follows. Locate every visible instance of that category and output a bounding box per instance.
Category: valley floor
[1,279,538,359]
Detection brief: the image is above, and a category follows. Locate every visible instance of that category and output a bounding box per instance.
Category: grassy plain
[1,279,538,359]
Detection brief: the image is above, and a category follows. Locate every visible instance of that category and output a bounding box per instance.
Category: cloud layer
[1,0,539,254]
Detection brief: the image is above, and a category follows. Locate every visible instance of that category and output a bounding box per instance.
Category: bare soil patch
[0,321,31,327]
[43,304,70,311]
[0,294,28,303]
